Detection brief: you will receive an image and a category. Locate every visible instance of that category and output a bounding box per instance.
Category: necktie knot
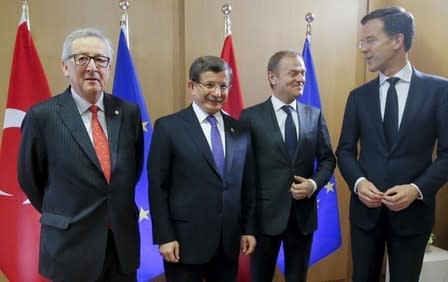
[282,105,293,116]
[89,104,99,114]
[387,77,399,87]
[207,115,217,126]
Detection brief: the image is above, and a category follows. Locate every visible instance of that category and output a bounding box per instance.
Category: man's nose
[86,59,98,71]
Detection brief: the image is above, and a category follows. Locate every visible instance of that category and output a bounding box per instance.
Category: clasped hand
[357,179,419,211]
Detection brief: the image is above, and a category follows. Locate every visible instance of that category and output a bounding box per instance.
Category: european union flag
[112,26,163,281]
[277,36,342,273]
[300,36,342,265]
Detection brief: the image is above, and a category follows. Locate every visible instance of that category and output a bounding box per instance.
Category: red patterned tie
[89,105,111,183]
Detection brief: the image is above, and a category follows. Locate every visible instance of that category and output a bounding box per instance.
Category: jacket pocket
[40,213,72,230]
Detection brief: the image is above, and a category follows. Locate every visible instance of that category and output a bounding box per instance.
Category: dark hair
[361,6,415,51]
[189,56,232,83]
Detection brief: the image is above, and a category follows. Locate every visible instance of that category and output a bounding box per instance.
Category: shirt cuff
[307,179,318,197]
[410,183,423,200]
[354,177,366,194]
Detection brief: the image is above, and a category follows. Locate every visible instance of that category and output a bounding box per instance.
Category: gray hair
[61,28,114,61]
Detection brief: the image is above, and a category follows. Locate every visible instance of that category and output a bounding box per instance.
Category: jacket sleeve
[17,108,47,213]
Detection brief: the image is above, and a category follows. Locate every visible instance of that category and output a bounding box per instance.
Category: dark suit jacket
[18,88,143,281]
[149,105,256,264]
[336,68,448,235]
[240,98,335,236]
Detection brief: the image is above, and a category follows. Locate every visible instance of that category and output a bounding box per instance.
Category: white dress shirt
[192,102,226,156]
[71,89,108,143]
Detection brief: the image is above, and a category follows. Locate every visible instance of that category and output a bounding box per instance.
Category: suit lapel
[223,115,237,179]
[179,106,220,177]
[56,90,102,172]
[366,78,388,148]
[296,103,307,163]
[392,69,424,152]
[104,94,122,174]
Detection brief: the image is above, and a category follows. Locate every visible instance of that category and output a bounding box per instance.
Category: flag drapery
[220,34,244,119]
[276,36,342,273]
[0,7,51,281]
[220,33,251,282]
[112,25,163,281]
[300,36,341,265]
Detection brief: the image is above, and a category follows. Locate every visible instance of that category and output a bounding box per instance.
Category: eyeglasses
[358,38,379,49]
[358,35,394,49]
[69,53,111,68]
[196,81,230,92]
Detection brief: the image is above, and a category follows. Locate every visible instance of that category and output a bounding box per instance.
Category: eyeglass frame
[358,34,396,49]
[194,81,231,92]
[68,53,111,68]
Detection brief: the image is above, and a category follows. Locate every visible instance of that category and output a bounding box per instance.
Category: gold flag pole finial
[119,0,130,46]
[305,12,315,40]
[222,4,232,37]
[21,0,30,30]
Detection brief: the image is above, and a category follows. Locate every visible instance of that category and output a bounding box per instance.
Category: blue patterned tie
[282,105,297,160]
[207,115,225,176]
[384,77,399,148]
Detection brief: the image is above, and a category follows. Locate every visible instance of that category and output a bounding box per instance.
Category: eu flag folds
[300,36,341,265]
[276,36,342,273]
[112,26,163,281]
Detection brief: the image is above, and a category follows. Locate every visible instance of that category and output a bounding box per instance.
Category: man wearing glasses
[337,6,448,282]
[149,56,256,282]
[18,28,143,282]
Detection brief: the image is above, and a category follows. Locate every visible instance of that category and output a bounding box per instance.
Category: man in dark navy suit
[149,56,256,282]
[18,28,143,282]
[240,50,336,282]
[337,6,448,282]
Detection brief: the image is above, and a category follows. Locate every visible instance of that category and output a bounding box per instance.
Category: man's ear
[187,81,194,89]
[61,60,69,77]
[394,33,405,50]
[268,71,276,86]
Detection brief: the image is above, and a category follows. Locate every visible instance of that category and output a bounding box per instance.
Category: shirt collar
[192,102,224,125]
[71,87,105,113]
[379,61,412,86]
[271,94,297,112]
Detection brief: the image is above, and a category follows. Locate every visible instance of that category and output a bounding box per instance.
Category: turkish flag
[0,15,51,281]
[220,34,244,119]
[220,34,250,282]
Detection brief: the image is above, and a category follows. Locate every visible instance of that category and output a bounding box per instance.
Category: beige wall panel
[2,0,446,281]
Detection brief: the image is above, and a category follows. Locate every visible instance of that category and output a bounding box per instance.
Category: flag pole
[305,12,315,42]
[21,0,30,29]
[119,0,130,46]
[222,4,232,37]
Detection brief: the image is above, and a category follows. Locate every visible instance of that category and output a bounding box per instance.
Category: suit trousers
[52,231,136,282]
[163,240,238,282]
[251,209,313,282]
[351,207,430,282]
[95,231,137,282]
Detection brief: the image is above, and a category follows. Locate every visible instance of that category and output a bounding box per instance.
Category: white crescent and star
[0,107,30,204]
